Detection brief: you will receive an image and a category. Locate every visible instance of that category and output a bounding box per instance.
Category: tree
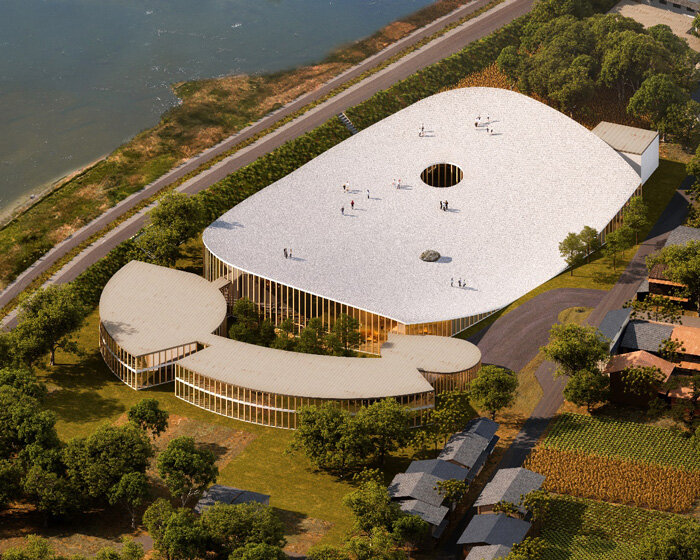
[604,226,633,271]
[7,284,86,366]
[0,459,21,511]
[0,367,48,400]
[158,508,208,560]
[579,226,600,263]
[291,404,369,474]
[1,536,57,560]
[131,226,181,267]
[520,489,552,525]
[297,318,328,355]
[22,465,80,522]
[343,479,402,534]
[627,74,688,131]
[307,545,350,560]
[430,390,473,443]
[345,528,406,560]
[623,197,649,244]
[149,191,205,245]
[0,386,59,460]
[620,366,665,398]
[355,399,412,466]
[96,539,144,560]
[127,398,169,438]
[508,537,548,560]
[659,337,685,364]
[660,99,700,148]
[63,424,153,504]
[637,519,700,560]
[108,472,149,529]
[542,323,609,378]
[391,514,429,554]
[228,298,276,347]
[156,436,218,506]
[648,240,700,311]
[229,543,287,560]
[492,500,519,517]
[271,317,297,351]
[329,314,361,355]
[143,498,175,550]
[200,502,286,557]
[563,368,609,411]
[625,295,682,324]
[469,366,518,420]
[435,479,468,509]
[559,232,586,275]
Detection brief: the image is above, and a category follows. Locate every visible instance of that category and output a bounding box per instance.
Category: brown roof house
[604,350,676,406]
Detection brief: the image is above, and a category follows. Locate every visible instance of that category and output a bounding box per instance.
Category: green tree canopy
[563,368,609,411]
[627,74,688,130]
[559,232,586,275]
[0,367,48,400]
[625,295,682,324]
[603,225,634,271]
[622,196,649,244]
[469,366,518,420]
[306,544,350,560]
[542,323,609,378]
[637,519,700,560]
[647,240,700,311]
[22,465,80,520]
[297,318,328,355]
[430,390,473,443]
[328,314,362,355]
[158,508,208,560]
[200,502,286,557]
[156,436,218,507]
[149,191,205,244]
[342,479,403,535]
[621,366,665,397]
[579,226,601,263]
[63,424,152,504]
[0,386,59,461]
[228,298,276,347]
[355,399,412,466]
[229,543,287,560]
[271,317,297,351]
[435,479,469,508]
[127,398,169,438]
[108,471,150,529]
[5,284,86,366]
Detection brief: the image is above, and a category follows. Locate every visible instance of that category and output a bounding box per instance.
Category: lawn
[456,158,687,340]
[540,413,700,471]
[540,494,693,560]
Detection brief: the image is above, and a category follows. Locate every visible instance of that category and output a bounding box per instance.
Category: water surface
[0,0,435,216]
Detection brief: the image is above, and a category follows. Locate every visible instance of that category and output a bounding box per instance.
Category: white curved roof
[203,87,641,325]
[99,260,228,356]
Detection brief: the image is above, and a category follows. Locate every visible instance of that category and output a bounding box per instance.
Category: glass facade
[99,320,226,390]
[204,247,496,355]
[174,364,434,429]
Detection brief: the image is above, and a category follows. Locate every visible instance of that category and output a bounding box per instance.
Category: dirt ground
[609,0,700,52]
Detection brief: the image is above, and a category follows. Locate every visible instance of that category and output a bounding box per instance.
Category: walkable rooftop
[204,87,641,325]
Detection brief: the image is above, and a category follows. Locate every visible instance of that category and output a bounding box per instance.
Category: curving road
[0,0,534,323]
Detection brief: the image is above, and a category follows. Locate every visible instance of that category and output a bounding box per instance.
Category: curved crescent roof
[100,262,481,399]
[203,87,641,325]
[99,260,228,356]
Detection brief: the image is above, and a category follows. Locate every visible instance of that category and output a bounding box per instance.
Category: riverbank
[0,0,477,289]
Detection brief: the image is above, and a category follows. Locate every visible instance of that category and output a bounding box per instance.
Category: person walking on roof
[341,206,345,215]
[284,248,288,259]
[351,200,354,210]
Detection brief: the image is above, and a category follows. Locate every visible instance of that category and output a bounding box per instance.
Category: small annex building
[438,417,499,477]
[194,484,270,514]
[604,350,676,405]
[592,121,659,184]
[457,514,531,556]
[473,468,545,515]
[464,545,512,560]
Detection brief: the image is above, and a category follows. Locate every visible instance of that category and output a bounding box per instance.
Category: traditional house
[438,417,499,478]
[473,468,545,515]
[457,514,531,557]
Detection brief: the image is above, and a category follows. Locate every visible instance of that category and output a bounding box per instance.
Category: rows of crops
[540,495,683,560]
[541,413,700,471]
[525,448,700,513]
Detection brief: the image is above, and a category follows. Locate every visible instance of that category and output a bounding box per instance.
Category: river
[0,0,435,218]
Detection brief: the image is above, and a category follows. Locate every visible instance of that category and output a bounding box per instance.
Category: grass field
[456,158,687,340]
[540,495,693,560]
[540,413,700,471]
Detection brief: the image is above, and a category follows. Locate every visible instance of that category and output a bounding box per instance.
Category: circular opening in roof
[421,163,463,188]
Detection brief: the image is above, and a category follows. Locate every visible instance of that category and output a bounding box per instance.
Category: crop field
[540,495,696,560]
[525,448,700,513]
[540,413,700,471]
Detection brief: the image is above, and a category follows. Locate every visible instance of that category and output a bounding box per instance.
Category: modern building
[98,261,482,428]
[203,88,644,354]
[473,468,545,515]
[638,0,699,14]
[592,121,659,184]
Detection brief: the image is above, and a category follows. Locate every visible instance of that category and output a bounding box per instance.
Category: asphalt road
[0,0,534,318]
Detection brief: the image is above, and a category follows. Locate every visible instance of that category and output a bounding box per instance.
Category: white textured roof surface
[592,121,659,155]
[382,333,481,373]
[99,260,227,356]
[203,87,641,325]
[180,334,435,399]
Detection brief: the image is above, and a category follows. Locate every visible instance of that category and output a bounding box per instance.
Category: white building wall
[640,135,660,185]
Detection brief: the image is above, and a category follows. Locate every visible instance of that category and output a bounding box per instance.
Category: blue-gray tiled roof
[194,484,270,514]
[598,308,632,347]
[388,472,445,508]
[457,514,531,547]
[397,498,449,527]
[474,468,545,513]
[664,226,700,248]
[406,459,469,481]
[465,545,513,560]
[620,320,674,353]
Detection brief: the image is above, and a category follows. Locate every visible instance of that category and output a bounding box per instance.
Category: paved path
[0,0,534,323]
[470,288,606,372]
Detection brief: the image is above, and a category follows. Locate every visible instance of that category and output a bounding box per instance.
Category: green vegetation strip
[541,413,700,471]
[541,495,687,560]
